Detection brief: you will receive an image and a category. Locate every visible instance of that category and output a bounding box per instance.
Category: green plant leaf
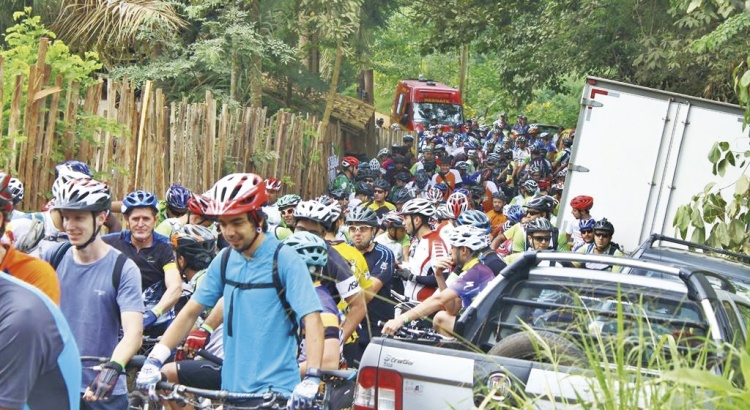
[741,70,750,88]
[690,226,705,244]
[718,158,728,177]
[661,368,736,392]
[736,174,750,196]
[708,142,721,164]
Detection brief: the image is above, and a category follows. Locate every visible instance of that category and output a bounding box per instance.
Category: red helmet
[265,178,282,192]
[570,195,594,211]
[341,156,360,169]
[188,173,267,217]
[446,192,469,219]
[0,173,13,214]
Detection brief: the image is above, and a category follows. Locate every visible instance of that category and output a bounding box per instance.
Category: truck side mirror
[400,114,409,126]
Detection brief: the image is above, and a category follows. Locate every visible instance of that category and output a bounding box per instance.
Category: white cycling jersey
[404,231,448,302]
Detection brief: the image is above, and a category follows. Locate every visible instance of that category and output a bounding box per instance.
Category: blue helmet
[505,204,526,223]
[579,218,596,230]
[284,231,329,267]
[165,184,191,213]
[433,183,449,193]
[456,210,491,234]
[122,190,158,214]
[55,160,92,178]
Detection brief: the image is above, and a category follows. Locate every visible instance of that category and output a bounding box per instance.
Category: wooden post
[134,81,153,188]
[8,74,23,173]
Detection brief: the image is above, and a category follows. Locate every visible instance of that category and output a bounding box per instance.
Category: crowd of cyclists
[0,113,627,410]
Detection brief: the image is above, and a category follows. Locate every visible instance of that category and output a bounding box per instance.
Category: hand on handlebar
[135,358,163,400]
[381,317,406,336]
[395,268,414,282]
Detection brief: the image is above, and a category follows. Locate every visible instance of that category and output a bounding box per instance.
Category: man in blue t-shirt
[0,271,82,410]
[137,173,324,410]
[345,205,395,364]
[44,178,144,410]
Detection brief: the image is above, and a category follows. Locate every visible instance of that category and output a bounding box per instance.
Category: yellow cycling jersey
[331,241,372,312]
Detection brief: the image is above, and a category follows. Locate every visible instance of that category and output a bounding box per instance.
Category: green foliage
[674,141,750,252]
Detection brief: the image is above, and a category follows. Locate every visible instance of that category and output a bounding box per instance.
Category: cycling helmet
[526,217,553,234]
[422,146,434,153]
[381,211,405,229]
[355,181,375,197]
[165,184,192,213]
[455,161,469,171]
[373,178,391,192]
[400,198,436,217]
[423,160,437,174]
[55,160,92,178]
[369,158,382,173]
[502,148,514,160]
[395,172,411,183]
[327,188,348,200]
[435,204,456,220]
[456,210,491,234]
[122,190,158,214]
[528,125,539,135]
[415,170,430,188]
[467,150,478,159]
[523,179,539,194]
[170,224,216,268]
[593,218,615,235]
[516,136,527,144]
[7,178,23,204]
[317,195,335,206]
[277,194,301,209]
[341,156,360,169]
[525,195,557,213]
[377,148,391,159]
[447,225,488,251]
[579,218,596,230]
[322,200,342,229]
[293,200,329,224]
[556,169,568,179]
[492,191,506,201]
[284,231,328,267]
[570,195,594,211]
[532,146,546,156]
[433,183,449,194]
[53,178,111,212]
[504,204,526,223]
[425,187,444,203]
[445,192,469,218]
[51,171,91,200]
[502,220,515,232]
[562,138,573,147]
[464,141,477,150]
[265,178,282,192]
[454,188,470,198]
[9,218,45,254]
[487,153,501,164]
[402,135,415,142]
[392,187,415,204]
[188,173,267,217]
[346,205,379,227]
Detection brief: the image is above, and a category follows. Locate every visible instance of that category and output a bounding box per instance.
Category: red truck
[390,79,464,132]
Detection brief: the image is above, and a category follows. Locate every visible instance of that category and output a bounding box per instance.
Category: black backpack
[219,244,298,342]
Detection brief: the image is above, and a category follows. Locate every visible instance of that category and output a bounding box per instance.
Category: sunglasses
[531,235,552,242]
[527,210,543,216]
[595,232,611,238]
[348,225,371,233]
[281,208,295,215]
[580,229,593,235]
[374,189,386,194]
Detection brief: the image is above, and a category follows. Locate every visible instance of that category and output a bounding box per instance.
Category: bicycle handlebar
[155,381,288,402]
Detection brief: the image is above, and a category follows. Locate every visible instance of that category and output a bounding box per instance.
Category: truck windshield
[412,102,463,126]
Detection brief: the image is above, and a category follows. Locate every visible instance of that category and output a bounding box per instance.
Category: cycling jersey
[192,238,322,395]
[359,243,395,339]
[485,210,507,238]
[434,221,454,253]
[404,231,449,301]
[446,257,494,308]
[332,173,354,196]
[102,230,177,325]
[576,243,625,272]
[0,243,60,304]
[330,241,372,312]
[298,284,341,365]
[0,271,81,410]
[321,244,362,304]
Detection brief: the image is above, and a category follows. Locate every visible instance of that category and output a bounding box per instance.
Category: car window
[722,300,744,348]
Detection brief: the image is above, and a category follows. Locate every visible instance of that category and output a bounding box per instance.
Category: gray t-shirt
[45,244,144,395]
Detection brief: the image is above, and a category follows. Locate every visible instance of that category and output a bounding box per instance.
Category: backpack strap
[112,253,127,324]
[271,244,299,344]
[50,242,73,270]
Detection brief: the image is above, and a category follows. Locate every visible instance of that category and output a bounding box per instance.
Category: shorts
[176,359,222,390]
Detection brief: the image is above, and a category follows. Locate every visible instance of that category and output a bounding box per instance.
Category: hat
[393,155,406,164]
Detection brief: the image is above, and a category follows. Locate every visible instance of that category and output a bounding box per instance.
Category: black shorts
[176,360,222,390]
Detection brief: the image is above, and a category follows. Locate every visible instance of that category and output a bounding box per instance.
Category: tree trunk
[248,0,263,107]
[459,44,469,98]
[321,44,343,135]
[230,52,238,102]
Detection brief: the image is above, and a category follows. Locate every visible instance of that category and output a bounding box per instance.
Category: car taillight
[354,367,403,410]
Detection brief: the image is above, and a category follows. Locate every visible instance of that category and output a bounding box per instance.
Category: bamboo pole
[8,74,23,173]
[134,81,153,188]
[39,74,63,206]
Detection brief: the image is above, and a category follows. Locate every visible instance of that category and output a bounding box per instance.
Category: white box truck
[558,77,750,252]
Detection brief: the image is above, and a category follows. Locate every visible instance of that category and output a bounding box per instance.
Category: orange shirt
[485,210,507,238]
[0,244,61,305]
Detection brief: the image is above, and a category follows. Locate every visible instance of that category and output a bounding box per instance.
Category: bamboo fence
[2,39,339,212]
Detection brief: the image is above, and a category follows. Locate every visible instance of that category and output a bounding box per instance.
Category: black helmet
[423,160,437,174]
[373,178,391,192]
[395,172,411,183]
[355,181,374,197]
[525,195,556,213]
[328,188,348,200]
[392,187,415,204]
[415,170,430,188]
[526,217,553,234]
[593,218,615,235]
[170,225,217,271]
[346,205,379,227]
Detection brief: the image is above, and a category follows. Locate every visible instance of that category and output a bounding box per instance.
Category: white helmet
[294,200,330,225]
[447,224,488,251]
[399,198,436,217]
[435,204,455,220]
[10,218,45,254]
[7,178,24,204]
[51,171,91,199]
[53,178,111,212]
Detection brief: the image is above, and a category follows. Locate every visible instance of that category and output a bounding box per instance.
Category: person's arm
[381,289,459,335]
[299,337,341,377]
[491,232,507,250]
[104,213,122,233]
[341,291,366,342]
[151,266,182,319]
[301,312,324,371]
[157,299,206,350]
[432,257,452,291]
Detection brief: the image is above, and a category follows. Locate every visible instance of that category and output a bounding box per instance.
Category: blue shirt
[360,243,395,339]
[0,271,81,409]
[192,237,322,395]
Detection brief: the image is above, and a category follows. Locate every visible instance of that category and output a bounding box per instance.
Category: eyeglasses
[281,208,295,215]
[348,225,371,233]
[580,229,593,235]
[531,235,552,242]
[594,232,611,238]
[527,210,542,216]
[374,189,386,194]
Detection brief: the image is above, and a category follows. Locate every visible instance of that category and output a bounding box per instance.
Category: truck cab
[390,79,463,132]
